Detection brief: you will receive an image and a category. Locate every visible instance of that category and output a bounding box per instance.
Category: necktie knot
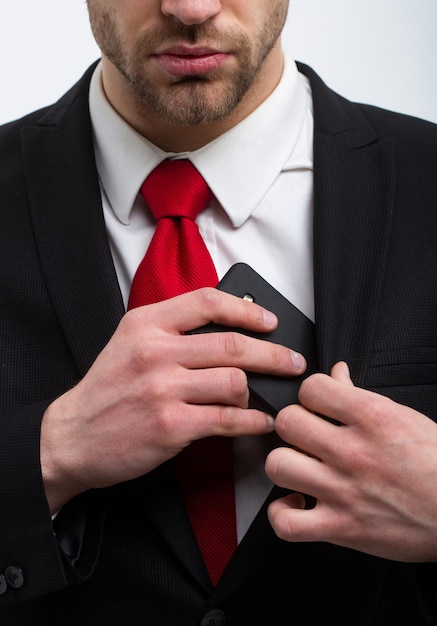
[141,159,213,221]
[128,158,218,307]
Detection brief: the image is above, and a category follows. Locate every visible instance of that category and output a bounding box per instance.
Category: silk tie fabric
[128,159,237,586]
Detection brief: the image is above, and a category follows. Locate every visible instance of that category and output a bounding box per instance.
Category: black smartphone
[189,263,318,416]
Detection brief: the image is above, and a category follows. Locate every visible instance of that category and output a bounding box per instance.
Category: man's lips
[153,46,229,77]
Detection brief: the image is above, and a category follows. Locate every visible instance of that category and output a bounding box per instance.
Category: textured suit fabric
[0,61,436,624]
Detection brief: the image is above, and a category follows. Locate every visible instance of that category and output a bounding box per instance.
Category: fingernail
[263,310,277,328]
[266,414,275,429]
[290,350,305,371]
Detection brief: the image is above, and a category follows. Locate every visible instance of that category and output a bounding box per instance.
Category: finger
[184,366,250,408]
[330,361,354,386]
[265,446,340,500]
[273,492,306,510]
[179,332,306,377]
[130,287,279,335]
[267,495,332,543]
[274,403,341,459]
[268,493,363,548]
[183,404,275,441]
[125,288,307,377]
[298,373,365,426]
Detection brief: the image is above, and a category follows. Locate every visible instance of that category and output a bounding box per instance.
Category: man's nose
[161,0,222,25]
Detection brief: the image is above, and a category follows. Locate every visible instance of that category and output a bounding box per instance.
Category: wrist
[40,398,84,514]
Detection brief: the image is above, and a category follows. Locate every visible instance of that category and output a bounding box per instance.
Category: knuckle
[364,393,390,425]
[221,331,244,359]
[228,367,248,397]
[265,448,287,481]
[143,375,168,401]
[218,405,237,432]
[275,405,294,431]
[130,340,155,371]
[264,448,279,475]
[337,429,372,474]
[196,286,222,311]
[123,304,153,326]
[119,309,141,335]
[341,441,371,475]
[298,372,324,399]
[270,343,287,371]
[129,342,149,371]
[153,407,180,439]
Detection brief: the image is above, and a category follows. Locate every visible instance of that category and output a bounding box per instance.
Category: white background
[0,0,436,125]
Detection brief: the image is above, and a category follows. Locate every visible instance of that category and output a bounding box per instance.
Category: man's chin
[148,83,240,126]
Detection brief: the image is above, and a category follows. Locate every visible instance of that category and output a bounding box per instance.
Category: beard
[128,26,256,126]
[87,3,288,126]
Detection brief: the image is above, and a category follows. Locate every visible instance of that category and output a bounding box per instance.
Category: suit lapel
[21,65,124,376]
[19,66,210,588]
[213,485,290,597]
[218,66,398,591]
[298,63,397,385]
[138,465,214,591]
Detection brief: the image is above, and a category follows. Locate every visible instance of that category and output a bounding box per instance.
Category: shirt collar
[89,57,311,227]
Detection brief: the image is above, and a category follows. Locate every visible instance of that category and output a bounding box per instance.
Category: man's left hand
[266,361,437,562]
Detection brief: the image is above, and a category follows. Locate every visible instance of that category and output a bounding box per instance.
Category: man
[0,0,436,624]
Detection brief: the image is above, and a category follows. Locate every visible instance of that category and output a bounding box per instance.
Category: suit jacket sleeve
[0,63,117,606]
[0,401,105,605]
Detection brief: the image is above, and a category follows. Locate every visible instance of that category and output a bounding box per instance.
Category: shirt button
[200,608,226,626]
[0,574,7,595]
[5,566,25,589]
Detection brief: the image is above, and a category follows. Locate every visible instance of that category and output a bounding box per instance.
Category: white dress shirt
[89,56,314,541]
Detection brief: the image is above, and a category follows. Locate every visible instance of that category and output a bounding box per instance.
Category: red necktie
[128,159,237,585]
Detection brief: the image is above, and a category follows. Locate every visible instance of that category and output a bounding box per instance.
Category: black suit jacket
[0,62,436,625]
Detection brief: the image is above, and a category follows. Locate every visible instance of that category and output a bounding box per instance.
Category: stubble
[87,2,288,126]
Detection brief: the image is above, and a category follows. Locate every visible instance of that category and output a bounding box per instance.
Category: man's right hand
[40,287,306,513]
